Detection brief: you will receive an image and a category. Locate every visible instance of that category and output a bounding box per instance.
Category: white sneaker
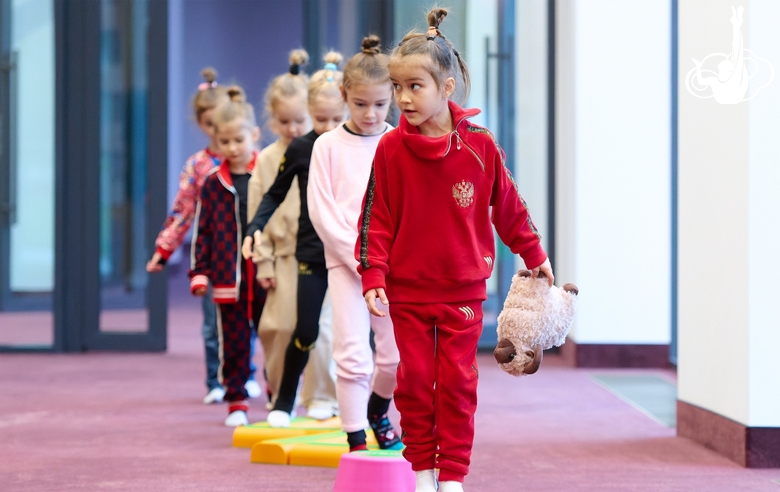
[306,400,336,420]
[415,469,438,492]
[224,410,248,427]
[203,387,225,404]
[439,481,464,492]
[267,410,291,428]
[245,380,262,399]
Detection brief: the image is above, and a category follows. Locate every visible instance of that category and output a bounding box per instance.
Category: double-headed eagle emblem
[452,180,475,208]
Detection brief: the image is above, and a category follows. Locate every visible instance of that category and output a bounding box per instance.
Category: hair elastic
[324,62,337,82]
[289,64,300,75]
[426,25,439,40]
[198,81,217,91]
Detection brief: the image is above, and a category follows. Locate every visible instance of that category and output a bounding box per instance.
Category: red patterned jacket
[189,157,257,303]
[154,148,221,260]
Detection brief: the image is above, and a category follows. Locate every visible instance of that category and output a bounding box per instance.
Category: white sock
[267,410,291,428]
[415,469,437,492]
[224,410,248,427]
[439,481,464,492]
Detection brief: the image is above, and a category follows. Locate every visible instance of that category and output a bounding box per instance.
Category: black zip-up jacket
[246,130,325,266]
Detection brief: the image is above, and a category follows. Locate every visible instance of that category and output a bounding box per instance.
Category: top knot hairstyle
[389,7,471,103]
[192,67,229,121]
[308,51,344,106]
[264,49,310,117]
[212,85,258,132]
[342,35,391,92]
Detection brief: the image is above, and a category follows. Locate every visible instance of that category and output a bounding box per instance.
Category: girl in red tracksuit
[190,86,266,427]
[355,8,554,492]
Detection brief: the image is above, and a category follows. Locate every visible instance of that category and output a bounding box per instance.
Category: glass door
[78,0,167,350]
[0,0,56,349]
[98,0,150,334]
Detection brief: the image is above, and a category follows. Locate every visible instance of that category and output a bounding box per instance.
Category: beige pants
[258,254,337,411]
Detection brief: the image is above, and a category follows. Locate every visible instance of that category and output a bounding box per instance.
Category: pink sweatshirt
[308,124,394,271]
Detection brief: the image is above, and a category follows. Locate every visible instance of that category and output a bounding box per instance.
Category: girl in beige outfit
[248,51,338,418]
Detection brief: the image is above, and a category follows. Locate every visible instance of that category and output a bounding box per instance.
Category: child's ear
[442,77,456,99]
[340,85,347,101]
[252,126,261,143]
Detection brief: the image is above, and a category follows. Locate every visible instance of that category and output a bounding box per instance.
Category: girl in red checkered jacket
[146,69,241,405]
[190,86,266,427]
[356,8,554,492]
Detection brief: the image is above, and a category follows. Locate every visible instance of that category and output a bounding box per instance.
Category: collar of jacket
[216,151,258,191]
[204,147,222,160]
[398,100,480,161]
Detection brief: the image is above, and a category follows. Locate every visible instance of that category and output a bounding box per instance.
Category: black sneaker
[369,414,403,450]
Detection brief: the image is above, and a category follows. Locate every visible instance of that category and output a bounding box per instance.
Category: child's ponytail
[308,51,344,105]
[390,7,471,103]
[342,35,390,92]
[264,49,310,119]
[226,85,246,103]
[213,84,257,131]
[192,67,229,121]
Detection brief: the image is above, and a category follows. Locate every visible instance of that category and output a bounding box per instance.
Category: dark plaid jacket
[189,158,256,303]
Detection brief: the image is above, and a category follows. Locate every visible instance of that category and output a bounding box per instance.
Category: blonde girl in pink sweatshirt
[248,50,339,419]
[308,36,402,452]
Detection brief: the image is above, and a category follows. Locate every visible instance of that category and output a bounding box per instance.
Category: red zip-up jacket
[189,156,256,303]
[355,101,546,303]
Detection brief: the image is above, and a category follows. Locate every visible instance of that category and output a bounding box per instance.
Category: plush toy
[494,270,579,376]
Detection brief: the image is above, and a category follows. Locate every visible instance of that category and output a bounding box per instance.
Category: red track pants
[389,300,483,483]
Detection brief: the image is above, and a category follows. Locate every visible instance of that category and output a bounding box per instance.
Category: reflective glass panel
[0,0,55,348]
[98,0,150,332]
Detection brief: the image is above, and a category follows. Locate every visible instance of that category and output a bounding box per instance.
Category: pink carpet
[0,275,778,490]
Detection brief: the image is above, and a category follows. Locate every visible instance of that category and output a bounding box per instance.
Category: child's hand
[146,252,165,273]
[532,258,555,287]
[258,277,276,290]
[364,288,389,317]
[193,286,207,296]
[241,236,254,260]
[241,231,263,260]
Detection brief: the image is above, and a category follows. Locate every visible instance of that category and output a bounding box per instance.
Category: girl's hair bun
[225,85,246,102]
[427,7,448,28]
[361,35,382,55]
[323,51,344,67]
[201,67,218,84]
[289,49,309,67]
[289,49,309,75]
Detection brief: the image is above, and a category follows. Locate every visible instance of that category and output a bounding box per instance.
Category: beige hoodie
[248,140,301,278]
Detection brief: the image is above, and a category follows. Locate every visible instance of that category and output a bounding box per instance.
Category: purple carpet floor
[1,274,778,491]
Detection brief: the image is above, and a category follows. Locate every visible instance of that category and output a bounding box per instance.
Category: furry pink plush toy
[494,270,578,376]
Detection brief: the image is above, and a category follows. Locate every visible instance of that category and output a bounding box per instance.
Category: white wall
[747,0,780,428]
[678,0,780,427]
[9,0,55,292]
[556,0,672,345]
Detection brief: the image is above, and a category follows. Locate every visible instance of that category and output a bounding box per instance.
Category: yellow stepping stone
[232,416,342,448]
[251,430,392,468]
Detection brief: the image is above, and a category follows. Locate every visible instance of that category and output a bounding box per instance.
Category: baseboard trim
[677,400,780,468]
[560,338,671,368]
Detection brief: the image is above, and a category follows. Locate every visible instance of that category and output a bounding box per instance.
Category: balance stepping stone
[250,430,381,468]
[233,416,342,448]
[332,450,414,492]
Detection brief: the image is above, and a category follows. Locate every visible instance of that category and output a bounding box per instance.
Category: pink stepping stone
[332,450,415,492]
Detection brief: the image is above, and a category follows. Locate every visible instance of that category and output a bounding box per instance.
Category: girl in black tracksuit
[244,52,346,427]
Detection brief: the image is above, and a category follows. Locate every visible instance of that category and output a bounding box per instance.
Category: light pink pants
[328,264,399,433]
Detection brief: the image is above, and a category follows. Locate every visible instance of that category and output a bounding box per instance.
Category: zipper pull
[455,132,461,150]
